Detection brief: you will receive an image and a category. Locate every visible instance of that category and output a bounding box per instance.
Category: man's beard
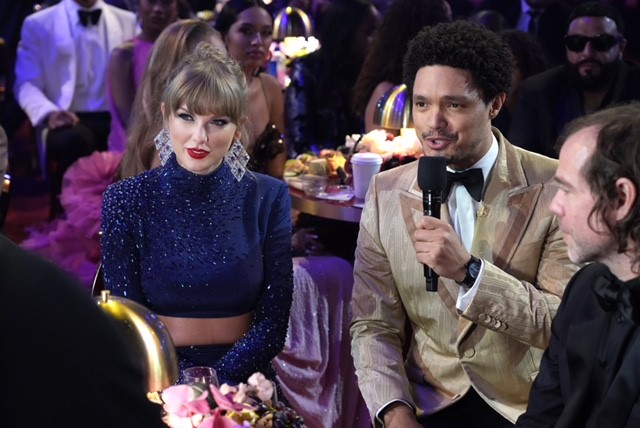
[567,59,622,91]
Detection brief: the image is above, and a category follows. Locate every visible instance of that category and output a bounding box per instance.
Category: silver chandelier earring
[154,128,174,166]
[225,139,250,181]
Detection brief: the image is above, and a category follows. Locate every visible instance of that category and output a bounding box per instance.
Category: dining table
[287,186,363,224]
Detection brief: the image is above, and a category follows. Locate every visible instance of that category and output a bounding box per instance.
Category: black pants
[418,388,514,428]
[45,111,110,216]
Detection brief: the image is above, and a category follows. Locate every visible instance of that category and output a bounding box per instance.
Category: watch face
[468,258,481,279]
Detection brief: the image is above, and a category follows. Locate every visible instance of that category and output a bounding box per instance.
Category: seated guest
[509,1,640,158]
[119,19,225,179]
[13,0,137,215]
[350,21,578,428]
[101,44,293,385]
[214,0,287,179]
[516,103,640,428]
[107,0,179,153]
[352,0,451,133]
[1,234,165,426]
[285,0,381,156]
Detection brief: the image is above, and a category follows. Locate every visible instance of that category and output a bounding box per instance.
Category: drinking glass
[182,366,219,387]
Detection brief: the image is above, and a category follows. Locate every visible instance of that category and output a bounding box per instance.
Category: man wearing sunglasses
[509,1,640,159]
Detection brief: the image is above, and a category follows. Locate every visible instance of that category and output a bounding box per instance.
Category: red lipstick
[187,148,208,159]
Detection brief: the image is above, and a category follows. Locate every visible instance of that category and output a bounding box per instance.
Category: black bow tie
[593,269,640,323]
[78,9,102,27]
[444,169,484,202]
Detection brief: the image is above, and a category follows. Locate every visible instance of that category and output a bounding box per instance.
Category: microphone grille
[418,156,447,191]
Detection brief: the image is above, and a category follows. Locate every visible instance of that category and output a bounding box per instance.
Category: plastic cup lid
[351,152,383,165]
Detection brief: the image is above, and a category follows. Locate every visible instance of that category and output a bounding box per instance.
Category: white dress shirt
[448,135,498,309]
[64,0,110,112]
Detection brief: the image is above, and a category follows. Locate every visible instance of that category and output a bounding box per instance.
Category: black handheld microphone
[417,156,447,292]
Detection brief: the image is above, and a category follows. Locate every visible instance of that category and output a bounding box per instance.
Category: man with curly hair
[350,20,578,427]
[516,103,640,428]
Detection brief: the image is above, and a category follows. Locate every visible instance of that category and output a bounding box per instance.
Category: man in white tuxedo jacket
[14,0,136,215]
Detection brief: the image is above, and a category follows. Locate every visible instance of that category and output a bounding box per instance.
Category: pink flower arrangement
[160,372,305,428]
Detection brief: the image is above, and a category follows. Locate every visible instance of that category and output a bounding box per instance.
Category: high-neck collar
[162,153,234,195]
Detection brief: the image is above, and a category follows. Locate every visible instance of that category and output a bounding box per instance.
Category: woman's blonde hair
[162,43,249,143]
[119,19,225,179]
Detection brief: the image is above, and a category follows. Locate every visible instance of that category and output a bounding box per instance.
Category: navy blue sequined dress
[101,154,293,384]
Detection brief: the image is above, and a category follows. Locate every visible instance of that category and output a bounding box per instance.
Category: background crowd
[2,0,640,427]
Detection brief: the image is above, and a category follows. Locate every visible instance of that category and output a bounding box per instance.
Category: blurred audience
[352,0,451,133]
[215,0,287,179]
[285,0,381,156]
[493,29,548,135]
[606,0,639,65]
[107,0,179,153]
[449,0,570,66]
[467,9,507,32]
[510,0,571,66]
[509,1,640,158]
[14,0,137,217]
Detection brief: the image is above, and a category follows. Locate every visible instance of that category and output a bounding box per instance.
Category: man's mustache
[421,131,457,140]
[577,59,603,68]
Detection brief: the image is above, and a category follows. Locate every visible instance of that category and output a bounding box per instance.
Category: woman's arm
[214,182,293,383]
[100,180,143,301]
[262,74,287,179]
[108,42,135,132]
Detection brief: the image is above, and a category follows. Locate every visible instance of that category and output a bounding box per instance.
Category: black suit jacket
[0,236,165,427]
[516,263,640,428]
[509,61,640,158]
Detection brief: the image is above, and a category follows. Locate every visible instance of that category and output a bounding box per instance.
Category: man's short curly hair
[403,20,512,104]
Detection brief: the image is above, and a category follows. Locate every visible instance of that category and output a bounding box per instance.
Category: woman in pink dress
[107,0,179,153]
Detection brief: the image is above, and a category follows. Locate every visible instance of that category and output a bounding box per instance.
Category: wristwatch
[459,256,482,287]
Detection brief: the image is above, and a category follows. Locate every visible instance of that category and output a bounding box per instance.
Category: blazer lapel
[53,4,76,109]
[474,133,541,270]
[102,6,122,51]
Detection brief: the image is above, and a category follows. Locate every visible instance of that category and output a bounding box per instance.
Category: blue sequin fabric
[101,153,293,383]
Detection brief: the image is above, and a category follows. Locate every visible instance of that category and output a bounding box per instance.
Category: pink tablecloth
[274,256,371,428]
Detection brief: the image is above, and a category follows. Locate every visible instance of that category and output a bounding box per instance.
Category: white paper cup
[351,153,383,199]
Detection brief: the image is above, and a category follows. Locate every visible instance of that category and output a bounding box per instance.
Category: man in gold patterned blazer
[350,21,579,428]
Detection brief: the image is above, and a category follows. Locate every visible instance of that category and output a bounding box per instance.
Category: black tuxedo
[509,61,640,158]
[516,263,640,428]
[0,236,165,426]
